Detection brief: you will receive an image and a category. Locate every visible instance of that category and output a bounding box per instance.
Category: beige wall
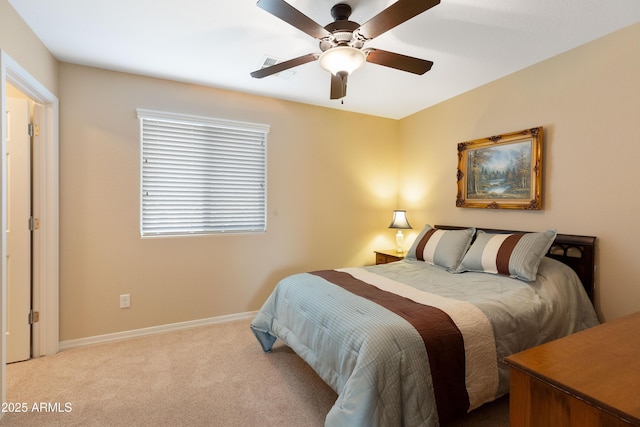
[0,0,58,95]
[1,0,59,403]
[58,63,400,340]
[5,0,639,339]
[399,22,640,322]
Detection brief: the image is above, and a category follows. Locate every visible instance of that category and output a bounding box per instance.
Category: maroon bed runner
[310,270,469,424]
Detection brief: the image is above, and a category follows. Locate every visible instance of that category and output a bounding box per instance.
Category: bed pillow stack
[405,225,475,272]
[456,229,557,281]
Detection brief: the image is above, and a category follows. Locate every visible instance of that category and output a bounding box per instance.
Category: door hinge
[29,310,40,324]
[29,216,40,231]
[28,123,39,137]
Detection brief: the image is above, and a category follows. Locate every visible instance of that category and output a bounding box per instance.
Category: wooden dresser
[504,311,640,426]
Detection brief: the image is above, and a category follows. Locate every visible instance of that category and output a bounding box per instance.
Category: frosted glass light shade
[319,46,366,75]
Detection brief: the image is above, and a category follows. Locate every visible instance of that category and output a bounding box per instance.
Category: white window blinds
[138,109,269,237]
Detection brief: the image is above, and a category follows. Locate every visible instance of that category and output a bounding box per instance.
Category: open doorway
[1,50,59,406]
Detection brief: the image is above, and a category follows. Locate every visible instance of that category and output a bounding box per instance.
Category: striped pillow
[405,225,475,272]
[457,230,557,281]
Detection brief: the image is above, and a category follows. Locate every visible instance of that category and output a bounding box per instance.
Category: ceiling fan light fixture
[319,46,366,76]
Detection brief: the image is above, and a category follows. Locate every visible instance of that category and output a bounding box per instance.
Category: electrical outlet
[120,294,131,309]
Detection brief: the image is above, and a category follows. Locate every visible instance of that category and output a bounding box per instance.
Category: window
[137,109,269,237]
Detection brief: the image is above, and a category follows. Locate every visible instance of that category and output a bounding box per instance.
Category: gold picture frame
[456,127,543,210]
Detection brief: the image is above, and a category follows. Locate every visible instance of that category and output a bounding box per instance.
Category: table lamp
[388,210,412,254]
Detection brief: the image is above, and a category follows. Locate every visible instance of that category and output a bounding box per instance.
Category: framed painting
[456,127,543,210]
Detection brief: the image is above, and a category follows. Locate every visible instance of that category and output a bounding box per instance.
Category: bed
[250,225,600,426]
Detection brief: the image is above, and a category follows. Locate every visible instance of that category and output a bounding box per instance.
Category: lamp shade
[319,46,366,75]
[388,210,412,229]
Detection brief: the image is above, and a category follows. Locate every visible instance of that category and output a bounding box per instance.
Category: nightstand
[374,249,405,265]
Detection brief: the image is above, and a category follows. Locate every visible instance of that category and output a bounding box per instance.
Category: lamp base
[395,230,405,254]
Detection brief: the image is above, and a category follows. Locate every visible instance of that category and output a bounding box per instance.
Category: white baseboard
[58,311,258,351]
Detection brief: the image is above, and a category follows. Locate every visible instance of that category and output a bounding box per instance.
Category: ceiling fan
[250,0,440,101]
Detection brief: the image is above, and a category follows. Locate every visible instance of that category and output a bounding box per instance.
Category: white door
[6,97,31,363]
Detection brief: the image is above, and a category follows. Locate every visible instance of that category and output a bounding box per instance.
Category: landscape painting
[456,127,543,210]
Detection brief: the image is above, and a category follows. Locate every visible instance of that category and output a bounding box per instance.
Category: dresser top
[504,311,640,423]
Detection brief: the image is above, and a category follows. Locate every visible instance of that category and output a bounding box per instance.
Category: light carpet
[0,318,509,426]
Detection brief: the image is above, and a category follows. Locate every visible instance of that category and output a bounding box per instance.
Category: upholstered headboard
[435,225,596,302]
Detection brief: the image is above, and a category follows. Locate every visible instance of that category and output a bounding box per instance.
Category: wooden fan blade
[250,53,318,78]
[365,48,433,75]
[357,0,440,40]
[257,0,330,39]
[330,72,347,100]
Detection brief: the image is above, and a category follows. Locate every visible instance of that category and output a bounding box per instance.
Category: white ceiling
[8,0,640,119]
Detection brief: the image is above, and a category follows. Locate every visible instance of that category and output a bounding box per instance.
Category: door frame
[0,50,59,403]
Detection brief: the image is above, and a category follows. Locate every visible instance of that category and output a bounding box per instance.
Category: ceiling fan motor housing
[321,4,364,52]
